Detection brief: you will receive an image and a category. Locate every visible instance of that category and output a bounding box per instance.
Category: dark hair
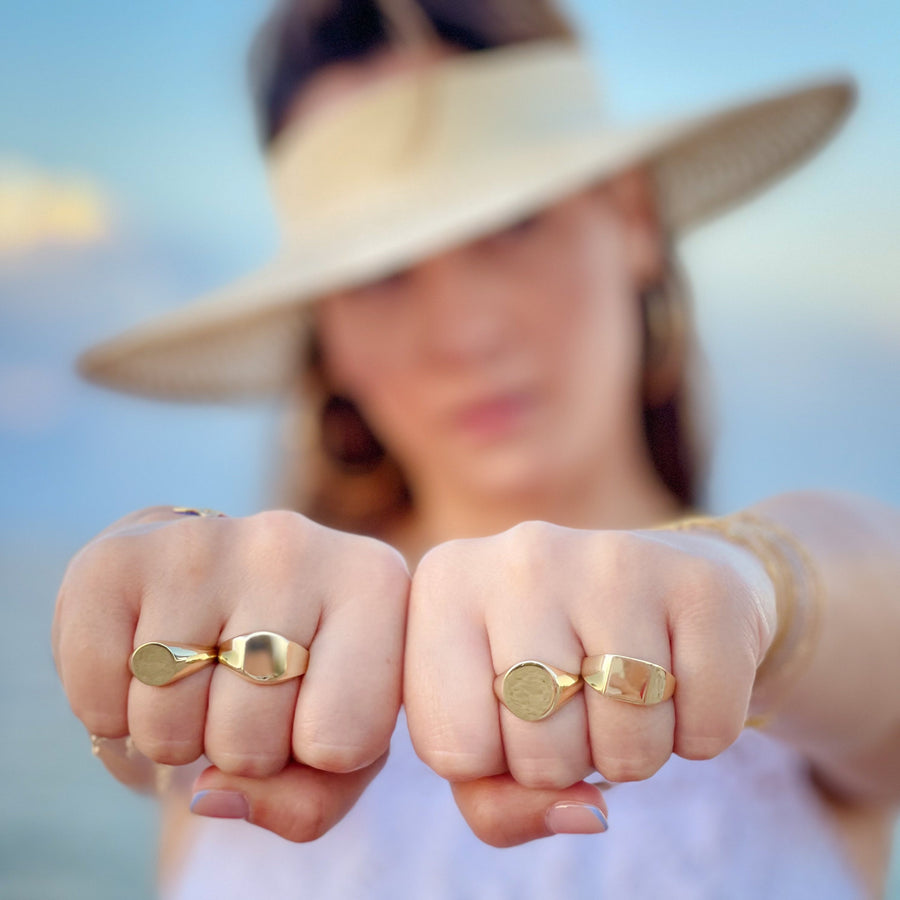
[252,1,705,531]
[249,0,577,145]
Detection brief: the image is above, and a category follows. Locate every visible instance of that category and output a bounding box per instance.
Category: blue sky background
[1,2,899,896]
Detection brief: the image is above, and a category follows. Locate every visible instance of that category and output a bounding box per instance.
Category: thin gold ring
[129,642,217,686]
[218,631,309,685]
[493,660,582,721]
[582,654,675,705]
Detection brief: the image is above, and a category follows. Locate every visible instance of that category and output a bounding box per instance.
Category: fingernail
[545,801,608,835]
[190,790,249,820]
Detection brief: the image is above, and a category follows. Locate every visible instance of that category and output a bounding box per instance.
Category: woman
[54,1,900,897]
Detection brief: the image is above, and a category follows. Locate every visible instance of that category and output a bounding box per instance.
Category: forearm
[748,490,900,803]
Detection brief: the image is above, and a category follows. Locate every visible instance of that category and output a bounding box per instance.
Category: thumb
[189,752,388,842]
[451,774,609,848]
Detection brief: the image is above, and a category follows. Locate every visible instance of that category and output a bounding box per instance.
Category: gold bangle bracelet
[662,511,823,728]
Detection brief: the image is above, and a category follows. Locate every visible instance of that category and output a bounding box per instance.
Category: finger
[51,507,215,681]
[670,582,758,761]
[56,508,233,743]
[573,544,676,783]
[451,774,608,847]
[292,536,409,773]
[54,532,142,737]
[405,542,504,782]
[488,604,591,790]
[88,734,169,792]
[204,512,324,777]
[128,516,236,766]
[189,753,388,843]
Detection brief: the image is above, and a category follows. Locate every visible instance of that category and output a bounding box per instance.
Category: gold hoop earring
[320,395,385,471]
[640,270,686,407]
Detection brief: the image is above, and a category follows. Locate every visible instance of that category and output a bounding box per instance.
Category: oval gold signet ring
[217,631,309,685]
[582,654,676,705]
[130,642,217,686]
[494,660,582,721]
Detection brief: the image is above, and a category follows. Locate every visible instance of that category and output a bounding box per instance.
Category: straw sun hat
[79,40,854,401]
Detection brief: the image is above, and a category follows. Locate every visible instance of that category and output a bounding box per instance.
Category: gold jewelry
[494,661,582,721]
[172,507,227,517]
[91,733,128,758]
[662,511,823,728]
[218,631,309,684]
[582,654,676,705]
[90,734,175,794]
[129,642,217,686]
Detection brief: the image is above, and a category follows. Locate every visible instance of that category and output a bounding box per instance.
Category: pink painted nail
[190,790,249,820]
[545,801,608,835]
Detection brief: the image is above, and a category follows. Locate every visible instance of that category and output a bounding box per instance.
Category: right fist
[52,507,410,785]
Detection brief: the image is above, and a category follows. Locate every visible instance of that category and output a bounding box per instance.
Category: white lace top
[163,719,863,899]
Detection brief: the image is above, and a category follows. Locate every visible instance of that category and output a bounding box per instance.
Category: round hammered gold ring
[494,660,582,721]
[130,642,217,686]
[582,654,676,706]
[218,631,309,685]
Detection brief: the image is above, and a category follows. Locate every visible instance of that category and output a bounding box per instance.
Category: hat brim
[79,48,854,401]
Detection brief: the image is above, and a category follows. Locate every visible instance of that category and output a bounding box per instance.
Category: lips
[452,391,535,441]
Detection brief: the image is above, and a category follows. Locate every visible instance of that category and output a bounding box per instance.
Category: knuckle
[670,561,742,638]
[343,536,411,603]
[415,539,464,581]
[573,530,657,603]
[205,747,287,778]
[417,747,494,782]
[590,528,643,571]
[237,509,319,585]
[592,526,636,558]
[131,734,203,767]
[456,790,514,848]
[74,706,128,739]
[247,507,310,539]
[411,541,471,610]
[494,521,569,596]
[508,757,583,791]
[245,508,313,553]
[264,792,330,843]
[502,521,570,576]
[504,519,559,546]
[66,533,132,590]
[357,533,409,574]
[298,740,377,775]
[675,723,742,761]
[593,749,668,783]
[241,509,304,549]
[680,555,733,606]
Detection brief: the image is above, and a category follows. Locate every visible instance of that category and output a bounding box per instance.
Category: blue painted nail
[545,801,609,834]
[190,789,249,820]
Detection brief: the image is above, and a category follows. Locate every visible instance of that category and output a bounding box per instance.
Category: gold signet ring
[493,660,582,721]
[217,631,309,685]
[129,642,217,686]
[582,654,676,705]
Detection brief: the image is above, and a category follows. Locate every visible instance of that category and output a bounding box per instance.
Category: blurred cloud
[0,158,114,256]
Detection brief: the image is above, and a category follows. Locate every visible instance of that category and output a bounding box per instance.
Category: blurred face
[315,177,662,502]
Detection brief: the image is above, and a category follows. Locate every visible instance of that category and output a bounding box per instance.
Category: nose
[411,246,512,364]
